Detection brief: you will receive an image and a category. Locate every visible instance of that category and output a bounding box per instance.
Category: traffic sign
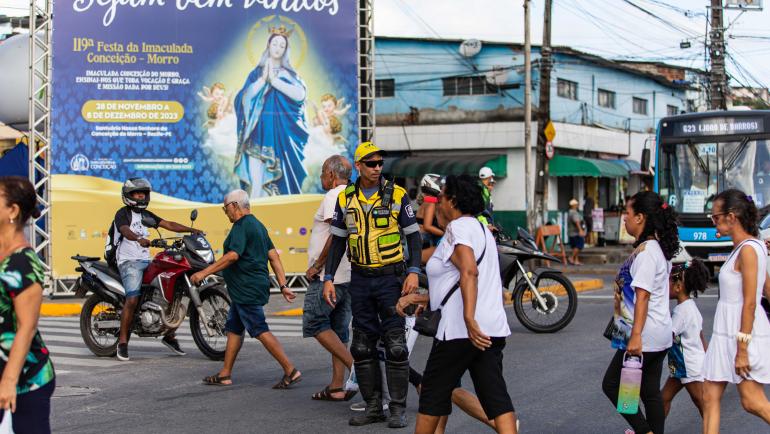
[545,141,555,159]
[544,121,556,142]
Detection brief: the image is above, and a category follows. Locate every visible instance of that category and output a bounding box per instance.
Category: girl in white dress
[702,189,770,434]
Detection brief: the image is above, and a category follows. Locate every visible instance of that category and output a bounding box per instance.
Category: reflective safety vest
[338,180,406,268]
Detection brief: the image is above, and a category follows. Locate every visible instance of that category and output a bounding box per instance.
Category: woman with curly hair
[702,189,770,433]
[399,174,517,434]
[602,191,680,434]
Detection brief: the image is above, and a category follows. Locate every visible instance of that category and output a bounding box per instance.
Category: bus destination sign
[669,117,764,137]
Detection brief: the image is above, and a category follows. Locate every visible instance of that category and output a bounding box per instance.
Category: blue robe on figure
[234,65,309,196]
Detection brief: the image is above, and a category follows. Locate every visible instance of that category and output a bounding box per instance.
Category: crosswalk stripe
[37,314,304,374]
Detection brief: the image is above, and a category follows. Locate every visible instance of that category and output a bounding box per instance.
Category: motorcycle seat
[90,261,123,282]
[72,255,101,262]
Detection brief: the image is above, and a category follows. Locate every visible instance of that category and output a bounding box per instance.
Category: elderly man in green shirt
[191,189,301,388]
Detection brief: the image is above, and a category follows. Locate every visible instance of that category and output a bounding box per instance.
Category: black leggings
[602,350,667,434]
[0,379,55,434]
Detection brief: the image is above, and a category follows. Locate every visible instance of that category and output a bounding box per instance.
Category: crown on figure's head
[269,24,293,38]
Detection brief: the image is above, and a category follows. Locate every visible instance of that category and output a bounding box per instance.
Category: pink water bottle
[617,352,643,415]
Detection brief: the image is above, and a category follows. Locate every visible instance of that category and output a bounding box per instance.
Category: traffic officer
[323,142,422,428]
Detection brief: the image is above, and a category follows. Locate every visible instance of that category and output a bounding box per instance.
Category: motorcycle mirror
[190,209,198,223]
[141,214,158,229]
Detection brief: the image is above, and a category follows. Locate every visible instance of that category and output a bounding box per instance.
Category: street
[47,279,769,434]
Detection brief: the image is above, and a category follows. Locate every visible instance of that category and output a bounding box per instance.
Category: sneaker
[162,335,186,356]
[350,400,388,412]
[117,343,129,361]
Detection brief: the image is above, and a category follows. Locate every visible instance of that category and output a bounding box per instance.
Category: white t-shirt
[668,299,705,382]
[308,185,350,284]
[116,210,153,265]
[426,216,511,340]
[630,240,673,352]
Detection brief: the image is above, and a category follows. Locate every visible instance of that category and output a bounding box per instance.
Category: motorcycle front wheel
[512,271,578,333]
[79,293,120,357]
[189,286,230,361]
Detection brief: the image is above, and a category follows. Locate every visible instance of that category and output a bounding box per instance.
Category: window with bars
[442,76,498,96]
[375,79,395,98]
[597,89,616,109]
[633,97,648,115]
[667,105,679,116]
[557,79,578,100]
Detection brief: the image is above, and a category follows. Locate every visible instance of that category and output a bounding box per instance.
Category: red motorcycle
[73,210,230,360]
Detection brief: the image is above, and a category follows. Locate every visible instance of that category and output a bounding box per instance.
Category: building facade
[373,36,689,231]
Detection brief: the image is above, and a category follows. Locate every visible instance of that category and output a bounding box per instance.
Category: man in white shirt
[303,156,356,401]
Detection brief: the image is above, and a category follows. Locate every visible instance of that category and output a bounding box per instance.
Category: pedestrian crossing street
[37,316,304,375]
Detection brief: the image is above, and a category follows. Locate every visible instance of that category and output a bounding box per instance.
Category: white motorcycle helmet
[122,177,152,211]
[420,173,442,198]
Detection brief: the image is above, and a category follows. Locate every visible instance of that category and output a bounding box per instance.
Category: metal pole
[524,0,533,232]
[28,0,53,294]
[358,0,375,143]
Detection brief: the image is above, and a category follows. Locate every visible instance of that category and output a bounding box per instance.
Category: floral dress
[0,248,55,394]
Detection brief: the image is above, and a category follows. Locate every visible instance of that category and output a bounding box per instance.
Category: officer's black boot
[348,359,386,426]
[349,330,386,426]
[384,328,409,429]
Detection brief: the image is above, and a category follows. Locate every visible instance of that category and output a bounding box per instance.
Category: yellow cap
[354,141,385,162]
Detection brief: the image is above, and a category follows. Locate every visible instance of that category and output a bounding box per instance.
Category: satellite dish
[459,39,482,57]
[485,65,509,86]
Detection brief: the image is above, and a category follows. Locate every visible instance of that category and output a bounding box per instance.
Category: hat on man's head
[479,166,495,180]
[569,198,579,206]
[354,141,385,162]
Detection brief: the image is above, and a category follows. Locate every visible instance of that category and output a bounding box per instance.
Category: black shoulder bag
[413,220,487,338]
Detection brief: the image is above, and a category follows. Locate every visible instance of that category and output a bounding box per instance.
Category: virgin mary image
[234,25,309,197]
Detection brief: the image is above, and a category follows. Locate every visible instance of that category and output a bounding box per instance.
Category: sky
[2,0,768,88]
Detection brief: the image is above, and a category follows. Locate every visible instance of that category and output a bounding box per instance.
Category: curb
[503,278,604,305]
[41,304,83,317]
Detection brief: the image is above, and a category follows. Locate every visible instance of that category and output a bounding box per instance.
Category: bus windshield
[659,139,770,214]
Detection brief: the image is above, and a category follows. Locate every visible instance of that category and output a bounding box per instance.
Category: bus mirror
[641,149,650,172]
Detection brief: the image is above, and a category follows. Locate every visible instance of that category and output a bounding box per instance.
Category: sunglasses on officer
[361,159,384,168]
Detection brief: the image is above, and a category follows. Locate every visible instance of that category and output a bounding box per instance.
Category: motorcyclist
[478,167,496,228]
[417,174,443,264]
[113,178,201,361]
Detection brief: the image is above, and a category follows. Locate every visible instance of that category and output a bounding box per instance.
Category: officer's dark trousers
[349,270,409,418]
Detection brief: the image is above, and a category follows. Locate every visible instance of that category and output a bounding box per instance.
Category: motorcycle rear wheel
[189,287,230,361]
[80,293,120,357]
[512,271,578,333]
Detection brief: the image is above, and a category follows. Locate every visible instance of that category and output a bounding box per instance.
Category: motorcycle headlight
[195,249,215,264]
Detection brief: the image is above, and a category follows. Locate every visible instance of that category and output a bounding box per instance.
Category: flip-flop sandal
[203,374,231,386]
[272,368,302,389]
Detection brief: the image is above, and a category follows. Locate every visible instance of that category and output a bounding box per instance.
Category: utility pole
[524,0,533,232]
[709,0,727,110]
[535,0,553,226]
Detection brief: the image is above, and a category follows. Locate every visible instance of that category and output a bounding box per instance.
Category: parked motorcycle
[72,210,230,360]
[496,225,578,333]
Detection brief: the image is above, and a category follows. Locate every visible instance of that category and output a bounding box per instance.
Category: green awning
[548,155,628,178]
[390,154,507,178]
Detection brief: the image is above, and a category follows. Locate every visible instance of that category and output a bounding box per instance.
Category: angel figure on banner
[302,93,352,192]
[234,23,309,197]
[199,83,238,166]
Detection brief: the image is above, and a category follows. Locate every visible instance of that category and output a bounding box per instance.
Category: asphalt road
[48,278,769,433]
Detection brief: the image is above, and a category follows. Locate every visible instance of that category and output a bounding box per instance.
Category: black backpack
[104,209,129,267]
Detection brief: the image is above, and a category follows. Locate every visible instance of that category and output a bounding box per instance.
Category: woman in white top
[602,191,679,434]
[398,175,517,434]
[702,189,770,433]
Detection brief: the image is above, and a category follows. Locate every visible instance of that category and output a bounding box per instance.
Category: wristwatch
[279,284,288,290]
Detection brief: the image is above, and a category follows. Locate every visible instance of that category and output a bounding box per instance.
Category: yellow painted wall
[52,175,322,278]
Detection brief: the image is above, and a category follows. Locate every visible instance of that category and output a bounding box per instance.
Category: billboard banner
[50,1,358,277]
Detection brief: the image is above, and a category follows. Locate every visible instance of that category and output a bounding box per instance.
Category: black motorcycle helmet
[122,178,152,211]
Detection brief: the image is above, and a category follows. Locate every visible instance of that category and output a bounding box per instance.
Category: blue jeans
[118,260,150,298]
[302,280,352,343]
